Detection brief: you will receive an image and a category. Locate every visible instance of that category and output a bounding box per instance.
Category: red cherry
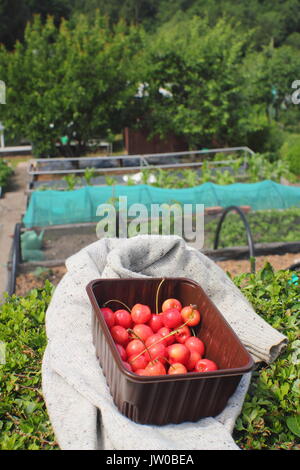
[162,308,182,329]
[157,327,175,346]
[186,351,202,371]
[174,325,191,344]
[162,298,182,312]
[101,307,115,329]
[195,358,218,372]
[126,339,145,358]
[185,337,205,356]
[132,324,153,343]
[145,361,166,376]
[148,314,164,333]
[135,368,148,376]
[115,343,127,361]
[131,304,152,324]
[114,309,133,329]
[168,363,187,375]
[145,334,163,348]
[145,342,166,363]
[181,305,200,327]
[110,325,129,345]
[167,343,190,366]
[123,361,133,371]
[128,353,149,371]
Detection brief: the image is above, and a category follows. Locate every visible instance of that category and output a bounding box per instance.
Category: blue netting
[23,180,300,227]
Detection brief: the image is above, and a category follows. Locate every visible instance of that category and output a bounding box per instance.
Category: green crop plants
[204,208,300,249]
[83,167,96,186]
[233,264,300,450]
[0,266,299,450]
[0,282,58,450]
[139,154,294,190]
[62,174,79,191]
[104,175,117,186]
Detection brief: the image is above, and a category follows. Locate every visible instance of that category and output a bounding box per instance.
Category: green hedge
[0,266,299,450]
[0,160,13,191]
[280,134,300,176]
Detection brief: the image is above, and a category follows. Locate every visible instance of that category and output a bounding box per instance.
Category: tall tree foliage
[0,14,142,156]
[72,0,159,25]
[0,0,72,49]
[155,0,300,48]
[133,16,258,148]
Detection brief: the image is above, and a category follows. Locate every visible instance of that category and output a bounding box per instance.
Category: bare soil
[15,266,67,296]
[15,251,300,296]
[42,226,98,261]
[216,252,300,276]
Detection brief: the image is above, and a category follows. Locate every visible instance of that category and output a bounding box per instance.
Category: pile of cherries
[100,297,218,376]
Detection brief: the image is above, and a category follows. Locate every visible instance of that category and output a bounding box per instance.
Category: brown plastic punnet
[86,277,254,425]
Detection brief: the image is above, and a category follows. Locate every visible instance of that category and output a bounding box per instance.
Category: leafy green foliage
[0,281,58,450]
[133,16,256,149]
[242,44,300,126]
[0,14,142,156]
[154,0,300,48]
[62,174,79,191]
[0,159,13,190]
[84,167,96,185]
[205,208,300,249]
[0,0,72,49]
[1,4,300,155]
[138,155,294,190]
[233,264,300,450]
[0,266,299,450]
[280,134,300,176]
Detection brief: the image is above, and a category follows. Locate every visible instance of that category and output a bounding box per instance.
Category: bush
[0,282,58,450]
[280,134,300,176]
[246,118,285,158]
[233,264,300,450]
[0,159,13,190]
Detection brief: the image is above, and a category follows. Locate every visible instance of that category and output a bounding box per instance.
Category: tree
[156,0,300,48]
[0,0,72,49]
[0,14,142,156]
[132,16,258,149]
[242,43,300,124]
[72,0,160,26]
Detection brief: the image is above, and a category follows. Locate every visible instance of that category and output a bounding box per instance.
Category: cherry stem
[103,299,131,312]
[163,356,174,368]
[127,329,153,362]
[131,319,190,363]
[155,278,165,314]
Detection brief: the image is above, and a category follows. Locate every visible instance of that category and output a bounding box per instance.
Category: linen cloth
[42,235,287,450]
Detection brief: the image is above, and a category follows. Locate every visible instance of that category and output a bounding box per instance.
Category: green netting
[23,180,300,227]
[21,230,45,261]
